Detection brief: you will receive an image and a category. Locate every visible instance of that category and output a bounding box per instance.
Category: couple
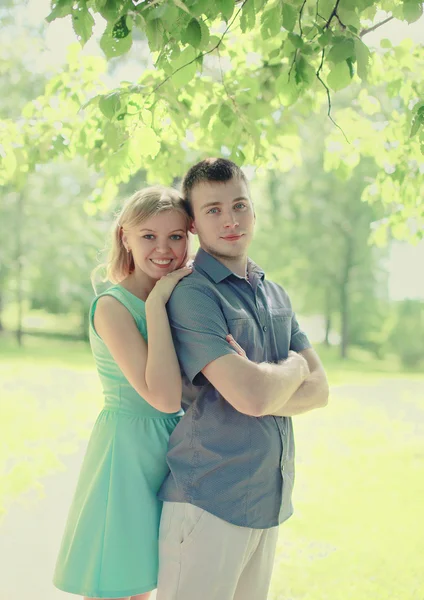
[53,158,329,600]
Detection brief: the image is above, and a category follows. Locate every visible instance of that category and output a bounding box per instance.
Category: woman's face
[123,210,188,281]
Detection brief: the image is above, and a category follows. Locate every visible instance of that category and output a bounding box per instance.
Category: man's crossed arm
[202,347,329,418]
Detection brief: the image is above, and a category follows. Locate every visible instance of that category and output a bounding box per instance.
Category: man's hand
[286,350,310,379]
[268,348,329,417]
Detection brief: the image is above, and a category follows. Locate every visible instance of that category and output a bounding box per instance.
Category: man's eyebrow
[200,197,249,210]
[200,201,222,210]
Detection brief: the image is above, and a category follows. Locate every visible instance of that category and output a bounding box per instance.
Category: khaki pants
[157,502,279,600]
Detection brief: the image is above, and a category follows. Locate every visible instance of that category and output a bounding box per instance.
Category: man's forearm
[268,368,329,416]
[255,353,310,416]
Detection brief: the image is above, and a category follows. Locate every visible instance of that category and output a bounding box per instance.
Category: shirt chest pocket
[227,308,293,362]
[227,317,263,362]
[269,308,293,360]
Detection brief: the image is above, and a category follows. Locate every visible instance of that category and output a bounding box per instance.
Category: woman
[53,186,193,600]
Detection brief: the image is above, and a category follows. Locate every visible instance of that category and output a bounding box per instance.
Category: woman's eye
[143,234,155,240]
[170,235,183,240]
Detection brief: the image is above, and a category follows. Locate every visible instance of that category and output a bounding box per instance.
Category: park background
[1,1,423,599]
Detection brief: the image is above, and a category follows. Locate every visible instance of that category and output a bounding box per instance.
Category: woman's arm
[94,267,191,413]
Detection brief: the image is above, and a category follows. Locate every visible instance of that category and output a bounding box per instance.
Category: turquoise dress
[53,285,183,598]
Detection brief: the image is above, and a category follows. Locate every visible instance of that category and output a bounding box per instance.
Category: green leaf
[288,32,304,49]
[327,39,355,63]
[318,30,332,47]
[337,6,360,30]
[129,126,161,159]
[216,0,235,22]
[145,4,168,21]
[172,0,191,15]
[200,104,218,128]
[282,3,297,32]
[276,68,299,106]
[112,15,130,39]
[181,18,202,48]
[45,0,72,23]
[103,124,120,151]
[197,19,210,50]
[219,103,234,127]
[354,38,370,81]
[98,92,121,119]
[100,22,133,58]
[72,2,95,46]
[402,0,423,23]
[240,0,256,32]
[410,113,424,138]
[295,55,315,87]
[261,5,282,39]
[96,0,119,22]
[327,61,352,91]
[380,38,392,48]
[144,18,163,52]
[171,47,197,87]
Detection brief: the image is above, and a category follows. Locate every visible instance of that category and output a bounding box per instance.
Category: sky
[15,1,424,301]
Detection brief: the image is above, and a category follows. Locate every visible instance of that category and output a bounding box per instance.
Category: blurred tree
[250,118,389,359]
[389,299,424,367]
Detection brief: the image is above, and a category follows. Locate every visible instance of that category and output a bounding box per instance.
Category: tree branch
[298,0,307,36]
[145,0,249,101]
[324,0,342,30]
[360,15,394,38]
[316,48,349,143]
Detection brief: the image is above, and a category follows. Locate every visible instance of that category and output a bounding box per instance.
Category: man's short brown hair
[182,158,249,217]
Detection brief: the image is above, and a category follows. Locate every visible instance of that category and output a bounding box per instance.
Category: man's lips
[221,234,244,241]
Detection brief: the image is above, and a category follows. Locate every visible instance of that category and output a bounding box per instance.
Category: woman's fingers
[226,334,247,358]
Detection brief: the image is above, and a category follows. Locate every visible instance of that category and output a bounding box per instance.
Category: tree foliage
[0,0,423,239]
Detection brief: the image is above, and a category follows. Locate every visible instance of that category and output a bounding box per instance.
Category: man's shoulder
[169,267,219,306]
[263,278,292,308]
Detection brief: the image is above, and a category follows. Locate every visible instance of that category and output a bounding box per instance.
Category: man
[157,158,329,600]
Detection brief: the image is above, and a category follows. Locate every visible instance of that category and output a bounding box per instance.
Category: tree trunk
[16,193,23,347]
[340,280,348,359]
[324,288,332,346]
[0,289,4,332]
[339,237,353,360]
[81,305,89,341]
[324,314,331,346]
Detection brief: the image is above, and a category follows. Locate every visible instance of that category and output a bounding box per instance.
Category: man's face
[190,178,255,263]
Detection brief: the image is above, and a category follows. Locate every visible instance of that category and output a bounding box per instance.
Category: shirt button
[263,325,267,332]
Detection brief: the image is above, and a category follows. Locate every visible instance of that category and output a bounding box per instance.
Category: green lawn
[1,335,423,599]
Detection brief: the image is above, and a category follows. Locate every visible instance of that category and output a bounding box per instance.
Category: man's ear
[190,220,198,235]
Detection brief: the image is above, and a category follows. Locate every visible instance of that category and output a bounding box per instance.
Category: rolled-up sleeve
[167,283,236,386]
[290,313,311,353]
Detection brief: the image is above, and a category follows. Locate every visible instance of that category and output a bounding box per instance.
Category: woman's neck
[119,270,156,302]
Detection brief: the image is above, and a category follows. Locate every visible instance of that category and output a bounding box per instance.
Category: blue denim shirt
[158,249,311,528]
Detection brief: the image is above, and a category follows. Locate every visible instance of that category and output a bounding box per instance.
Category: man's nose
[223,211,239,228]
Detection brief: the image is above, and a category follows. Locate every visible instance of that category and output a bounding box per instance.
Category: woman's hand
[226,334,247,358]
[148,266,192,305]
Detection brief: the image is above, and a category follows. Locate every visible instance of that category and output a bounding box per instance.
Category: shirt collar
[194,248,265,284]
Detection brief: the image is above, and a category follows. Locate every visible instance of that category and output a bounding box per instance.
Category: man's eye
[235,203,246,210]
[207,207,219,214]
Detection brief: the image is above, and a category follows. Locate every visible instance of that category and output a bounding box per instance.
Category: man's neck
[200,247,248,278]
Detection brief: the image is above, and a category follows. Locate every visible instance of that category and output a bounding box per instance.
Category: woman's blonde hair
[94,186,190,287]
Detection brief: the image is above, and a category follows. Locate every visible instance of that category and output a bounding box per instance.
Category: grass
[1,334,423,599]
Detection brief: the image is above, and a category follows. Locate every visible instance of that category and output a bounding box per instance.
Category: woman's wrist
[145,294,167,312]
